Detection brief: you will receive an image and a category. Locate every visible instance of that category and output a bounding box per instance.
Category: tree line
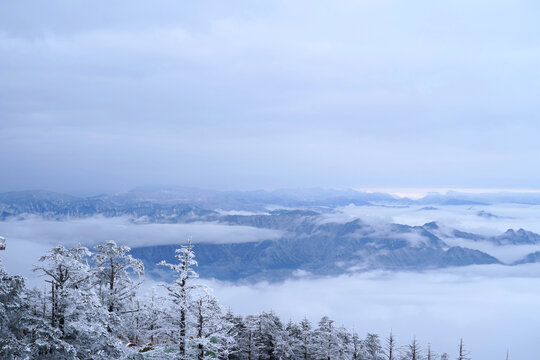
[0,238,473,359]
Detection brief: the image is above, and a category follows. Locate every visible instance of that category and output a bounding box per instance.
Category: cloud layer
[205,265,540,360]
[1,1,540,192]
[0,215,283,247]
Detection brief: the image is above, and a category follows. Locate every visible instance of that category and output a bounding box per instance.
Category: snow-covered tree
[219,309,242,360]
[1,239,75,360]
[23,288,75,359]
[0,258,31,359]
[313,316,342,360]
[137,287,171,346]
[193,290,235,359]
[244,311,290,360]
[456,339,470,360]
[364,333,384,360]
[425,343,438,360]
[298,317,315,360]
[351,331,362,360]
[34,245,123,359]
[158,238,200,358]
[244,315,260,360]
[385,331,396,360]
[284,320,301,359]
[338,326,354,359]
[259,312,292,359]
[92,240,144,339]
[401,337,422,360]
[222,311,256,360]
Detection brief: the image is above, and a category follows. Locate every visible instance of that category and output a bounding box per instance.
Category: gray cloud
[1,1,540,193]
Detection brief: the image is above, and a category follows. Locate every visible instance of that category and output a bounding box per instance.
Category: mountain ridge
[2,188,540,281]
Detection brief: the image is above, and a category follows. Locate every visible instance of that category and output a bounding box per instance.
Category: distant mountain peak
[423,221,439,230]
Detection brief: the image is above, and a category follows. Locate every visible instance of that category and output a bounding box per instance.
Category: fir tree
[158,238,200,359]
[92,240,144,339]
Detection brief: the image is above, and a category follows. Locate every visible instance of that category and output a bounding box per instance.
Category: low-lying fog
[204,266,540,360]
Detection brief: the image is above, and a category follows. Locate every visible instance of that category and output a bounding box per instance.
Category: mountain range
[2,188,540,282]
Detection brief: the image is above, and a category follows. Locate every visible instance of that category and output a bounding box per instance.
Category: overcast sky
[1,0,539,194]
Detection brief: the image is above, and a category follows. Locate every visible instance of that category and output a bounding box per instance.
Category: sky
[1,0,540,194]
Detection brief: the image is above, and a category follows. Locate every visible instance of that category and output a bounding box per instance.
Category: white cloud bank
[0,216,284,278]
[0,215,283,248]
[205,265,540,360]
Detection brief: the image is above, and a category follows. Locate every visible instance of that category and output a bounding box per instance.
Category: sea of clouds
[203,265,540,360]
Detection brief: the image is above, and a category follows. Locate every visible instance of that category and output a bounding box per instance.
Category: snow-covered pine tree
[34,245,123,359]
[425,343,438,360]
[401,337,422,360]
[456,339,470,360]
[252,311,290,360]
[352,330,362,360]
[219,309,242,360]
[244,315,260,360]
[1,238,74,360]
[193,290,235,360]
[92,240,144,340]
[298,317,314,360]
[385,331,396,360]
[266,313,293,359]
[0,257,31,359]
[313,316,342,360]
[364,333,384,360]
[158,237,200,359]
[23,287,75,359]
[284,319,301,359]
[137,287,171,346]
[225,310,264,360]
[335,325,353,359]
